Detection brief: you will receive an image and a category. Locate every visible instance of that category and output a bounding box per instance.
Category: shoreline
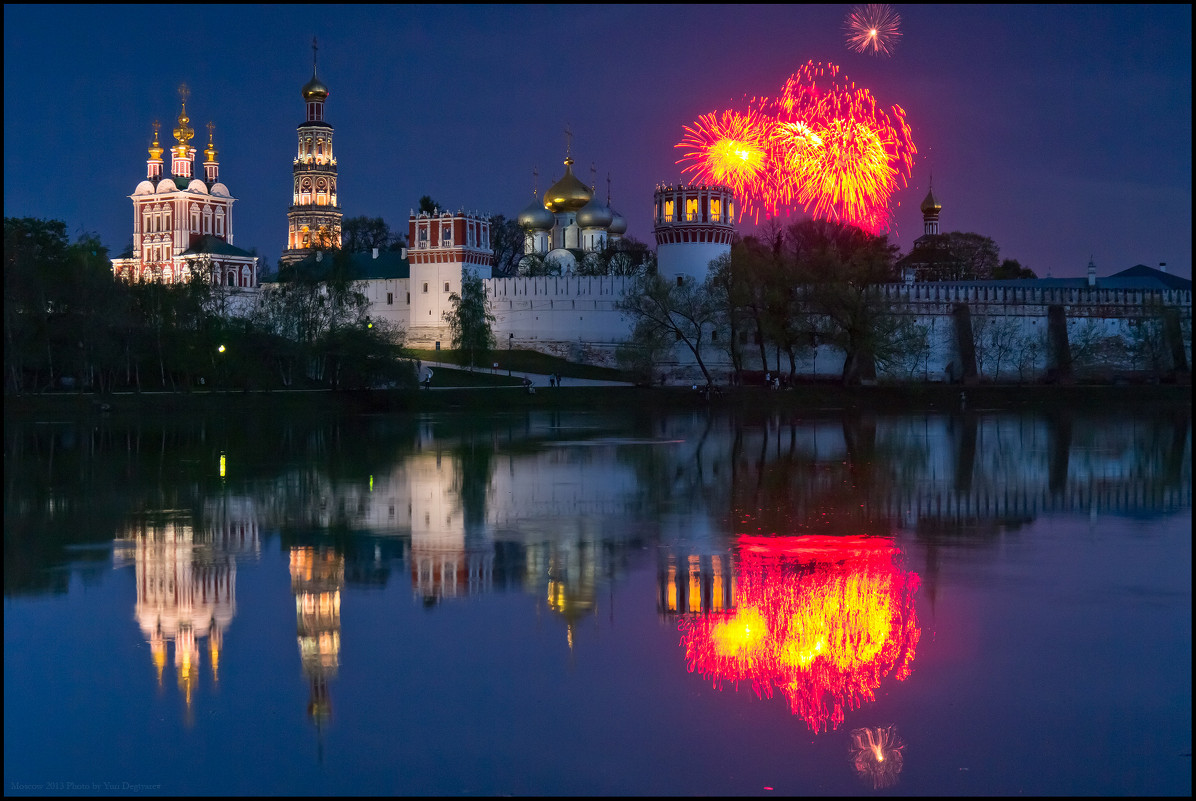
[4,382,1190,420]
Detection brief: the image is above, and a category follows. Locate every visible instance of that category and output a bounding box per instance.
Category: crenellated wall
[373,271,1192,382]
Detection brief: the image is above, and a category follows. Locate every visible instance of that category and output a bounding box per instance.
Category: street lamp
[508,333,513,376]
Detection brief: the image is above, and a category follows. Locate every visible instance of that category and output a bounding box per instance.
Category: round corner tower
[653,183,737,283]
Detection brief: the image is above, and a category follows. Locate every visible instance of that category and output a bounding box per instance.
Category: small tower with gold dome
[170,86,196,179]
[281,38,343,266]
[920,181,942,236]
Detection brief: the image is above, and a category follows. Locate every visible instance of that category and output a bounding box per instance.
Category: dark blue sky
[4,4,1191,278]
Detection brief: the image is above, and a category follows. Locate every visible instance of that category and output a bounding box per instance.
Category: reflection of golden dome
[302,73,329,102]
[920,187,941,215]
[543,159,593,213]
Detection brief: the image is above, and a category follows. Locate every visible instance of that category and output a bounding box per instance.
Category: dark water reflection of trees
[4,402,1189,597]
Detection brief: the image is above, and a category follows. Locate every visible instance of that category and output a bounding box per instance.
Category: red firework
[675,107,776,223]
[845,4,902,57]
[675,61,916,234]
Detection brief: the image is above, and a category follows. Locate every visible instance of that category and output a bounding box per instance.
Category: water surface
[4,405,1191,795]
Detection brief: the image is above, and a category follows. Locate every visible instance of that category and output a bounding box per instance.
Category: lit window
[710,198,721,221]
[686,198,699,221]
[664,199,674,221]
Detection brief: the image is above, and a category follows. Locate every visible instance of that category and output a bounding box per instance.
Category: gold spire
[173,84,194,147]
[148,120,163,161]
[204,121,218,162]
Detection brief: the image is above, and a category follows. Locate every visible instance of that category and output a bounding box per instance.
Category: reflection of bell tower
[289,546,343,728]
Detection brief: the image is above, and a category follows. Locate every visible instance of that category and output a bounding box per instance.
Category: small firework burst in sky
[845,4,902,57]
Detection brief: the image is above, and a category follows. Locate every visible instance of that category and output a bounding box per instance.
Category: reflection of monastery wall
[723,414,1192,524]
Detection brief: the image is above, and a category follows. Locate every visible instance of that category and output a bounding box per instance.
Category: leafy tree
[972,315,1022,381]
[342,216,405,253]
[418,195,441,215]
[993,258,1037,280]
[516,253,557,277]
[614,325,674,386]
[783,219,907,384]
[4,217,71,391]
[705,252,751,381]
[488,214,525,277]
[619,273,719,385]
[443,269,495,370]
[940,232,1000,280]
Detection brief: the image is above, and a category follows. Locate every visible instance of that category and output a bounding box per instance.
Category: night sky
[4,4,1191,278]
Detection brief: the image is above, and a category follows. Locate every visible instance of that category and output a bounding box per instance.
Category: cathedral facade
[111,86,259,288]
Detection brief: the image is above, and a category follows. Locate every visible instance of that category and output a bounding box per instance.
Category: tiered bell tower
[281,38,342,267]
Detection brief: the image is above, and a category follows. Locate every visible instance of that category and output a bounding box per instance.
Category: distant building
[515,143,629,274]
[280,40,342,266]
[895,183,962,283]
[111,86,258,287]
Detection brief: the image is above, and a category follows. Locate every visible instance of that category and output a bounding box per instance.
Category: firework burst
[675,61,915,233]
[845,4,902,57]
[675,108,776,223]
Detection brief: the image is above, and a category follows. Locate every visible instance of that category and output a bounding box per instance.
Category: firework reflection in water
[849,725,905,789]
[678,536,921,733]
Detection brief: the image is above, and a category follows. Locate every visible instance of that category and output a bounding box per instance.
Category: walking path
[414,360,635,389]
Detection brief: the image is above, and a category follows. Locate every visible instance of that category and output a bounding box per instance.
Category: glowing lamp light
[217,344,226,353]
[219,453,226,478]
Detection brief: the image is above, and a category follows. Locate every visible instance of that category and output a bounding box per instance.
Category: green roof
[280,250,410,282]
[181,235,256,259]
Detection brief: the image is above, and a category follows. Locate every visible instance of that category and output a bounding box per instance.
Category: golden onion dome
[517,196,555,231]
[920,187,941,215]
[302,73,329,102]
[608,209,628,235]
[543,159,593,213]
[577,195,614,229]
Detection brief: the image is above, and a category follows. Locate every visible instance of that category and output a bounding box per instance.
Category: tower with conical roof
[281,38,343,266]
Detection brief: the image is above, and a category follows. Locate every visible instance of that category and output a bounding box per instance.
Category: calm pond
[4,402,1191,796]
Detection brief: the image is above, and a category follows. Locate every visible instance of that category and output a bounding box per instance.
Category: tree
[972,315,1022,381]
[418,195,441,215]
[705,252,751,382]
[443,269,495,370]
[993,258,1037,280]
[619,273,719,385]
[488,214,525,277]
[784,219,905,385]
[940,232,1000,280]
[4,217,73,392]
[342,216,404,253]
